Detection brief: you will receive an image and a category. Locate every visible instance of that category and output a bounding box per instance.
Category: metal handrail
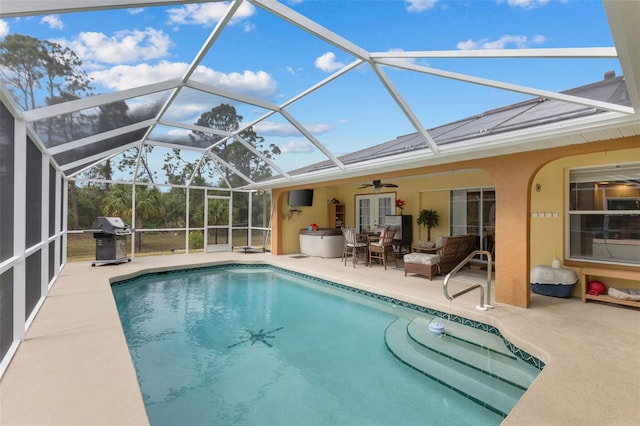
[443,250,494,311]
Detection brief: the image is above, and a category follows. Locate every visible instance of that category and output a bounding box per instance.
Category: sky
[0,0,621,177]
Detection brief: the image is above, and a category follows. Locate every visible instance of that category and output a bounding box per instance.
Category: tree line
[0,33,277,236]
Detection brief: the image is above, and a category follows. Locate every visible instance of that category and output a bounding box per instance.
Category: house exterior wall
[530,148,640,290]
[271,136,640,309]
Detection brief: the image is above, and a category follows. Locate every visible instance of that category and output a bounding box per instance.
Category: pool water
[112,266,520,425]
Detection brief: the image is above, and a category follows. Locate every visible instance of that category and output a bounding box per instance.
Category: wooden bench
[580,266,640,308]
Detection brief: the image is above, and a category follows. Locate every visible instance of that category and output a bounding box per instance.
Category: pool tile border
[111,262,545,371]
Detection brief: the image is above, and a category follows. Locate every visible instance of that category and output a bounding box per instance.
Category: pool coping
[1,252,639,426]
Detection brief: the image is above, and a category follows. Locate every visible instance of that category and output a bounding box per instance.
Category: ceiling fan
[359,179,398,190]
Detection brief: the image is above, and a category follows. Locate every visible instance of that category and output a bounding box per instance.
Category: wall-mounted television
[288,189,314,207]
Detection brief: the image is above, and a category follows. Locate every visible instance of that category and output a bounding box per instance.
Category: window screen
[568,164,640,265]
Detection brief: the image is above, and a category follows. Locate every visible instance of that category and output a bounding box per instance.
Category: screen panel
[26,138,43,248]
[0,268,14,360]
[25,251,42,320]
[0,103,15,261]
[49,241,56,283]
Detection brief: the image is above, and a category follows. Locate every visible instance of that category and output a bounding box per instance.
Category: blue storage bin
[531,283,574,298]
[530,265,578,298]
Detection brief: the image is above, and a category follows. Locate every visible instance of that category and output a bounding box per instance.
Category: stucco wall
[278,186,331,254]
[416,170,493,242]
[530,147,640,293]
[277,170,493,253]
[272,136,639,308]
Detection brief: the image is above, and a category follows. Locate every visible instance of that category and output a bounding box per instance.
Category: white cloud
[167,128,191,137]
[498,0,553,10]
[65,28,173,64]
[457,34,546,50]
[286,65,303,76]
[254,121,297,136]
[165,99,212,123]
[382,48,418,67]
[305,123,331,134]
[0,20,9,38]
[194,66,277,98]
[254,121,330,137]
[166,2,255,27]
[128,8,145,15]
[243,21,256,32]
[406,0,438,13]
[90,60,277,99]
[315,52,345,72]
[41,15,64,30]
[280,139,315,154]
[89,61,184,90]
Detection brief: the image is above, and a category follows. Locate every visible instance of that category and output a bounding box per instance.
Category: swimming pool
[111,264,541,425]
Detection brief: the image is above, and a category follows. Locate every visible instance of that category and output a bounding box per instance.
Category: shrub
[189,232,204,249]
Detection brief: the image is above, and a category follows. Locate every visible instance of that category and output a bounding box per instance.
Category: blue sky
[0,0,621,174]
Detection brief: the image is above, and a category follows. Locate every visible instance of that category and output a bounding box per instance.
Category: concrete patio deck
[1,251,638,425]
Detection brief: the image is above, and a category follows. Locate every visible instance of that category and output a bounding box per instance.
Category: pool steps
[385,317,539,417]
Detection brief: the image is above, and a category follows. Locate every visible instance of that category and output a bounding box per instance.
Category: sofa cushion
[404,253,440,265]
[418,240,436,248]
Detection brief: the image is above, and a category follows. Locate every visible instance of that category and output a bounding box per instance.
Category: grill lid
[92,217,133,235]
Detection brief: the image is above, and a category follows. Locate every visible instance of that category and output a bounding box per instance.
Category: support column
[41,152,49,295]
[13,119,26,340]
[477,150,551,308]
[270,189,286,255]
[491,167,533,308]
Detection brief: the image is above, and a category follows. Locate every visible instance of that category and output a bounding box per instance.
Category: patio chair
[341,227,367,267]
[367,229,397,270]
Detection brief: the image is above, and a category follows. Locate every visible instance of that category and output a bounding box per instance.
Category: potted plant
[417,209,439,242]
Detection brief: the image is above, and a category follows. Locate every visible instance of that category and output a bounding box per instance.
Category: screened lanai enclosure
[1,0,640,376]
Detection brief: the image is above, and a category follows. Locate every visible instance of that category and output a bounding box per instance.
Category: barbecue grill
[90,217,134,266]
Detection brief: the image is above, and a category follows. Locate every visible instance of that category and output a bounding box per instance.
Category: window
[568,164,640,265]
[355,193,394,232]
[450,188,495,257]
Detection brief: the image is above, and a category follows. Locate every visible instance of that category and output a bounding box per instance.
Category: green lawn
[66,230,268,262]
[67,232,193,261]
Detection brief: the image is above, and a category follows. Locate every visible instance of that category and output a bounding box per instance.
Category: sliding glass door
[450,188,495,258]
